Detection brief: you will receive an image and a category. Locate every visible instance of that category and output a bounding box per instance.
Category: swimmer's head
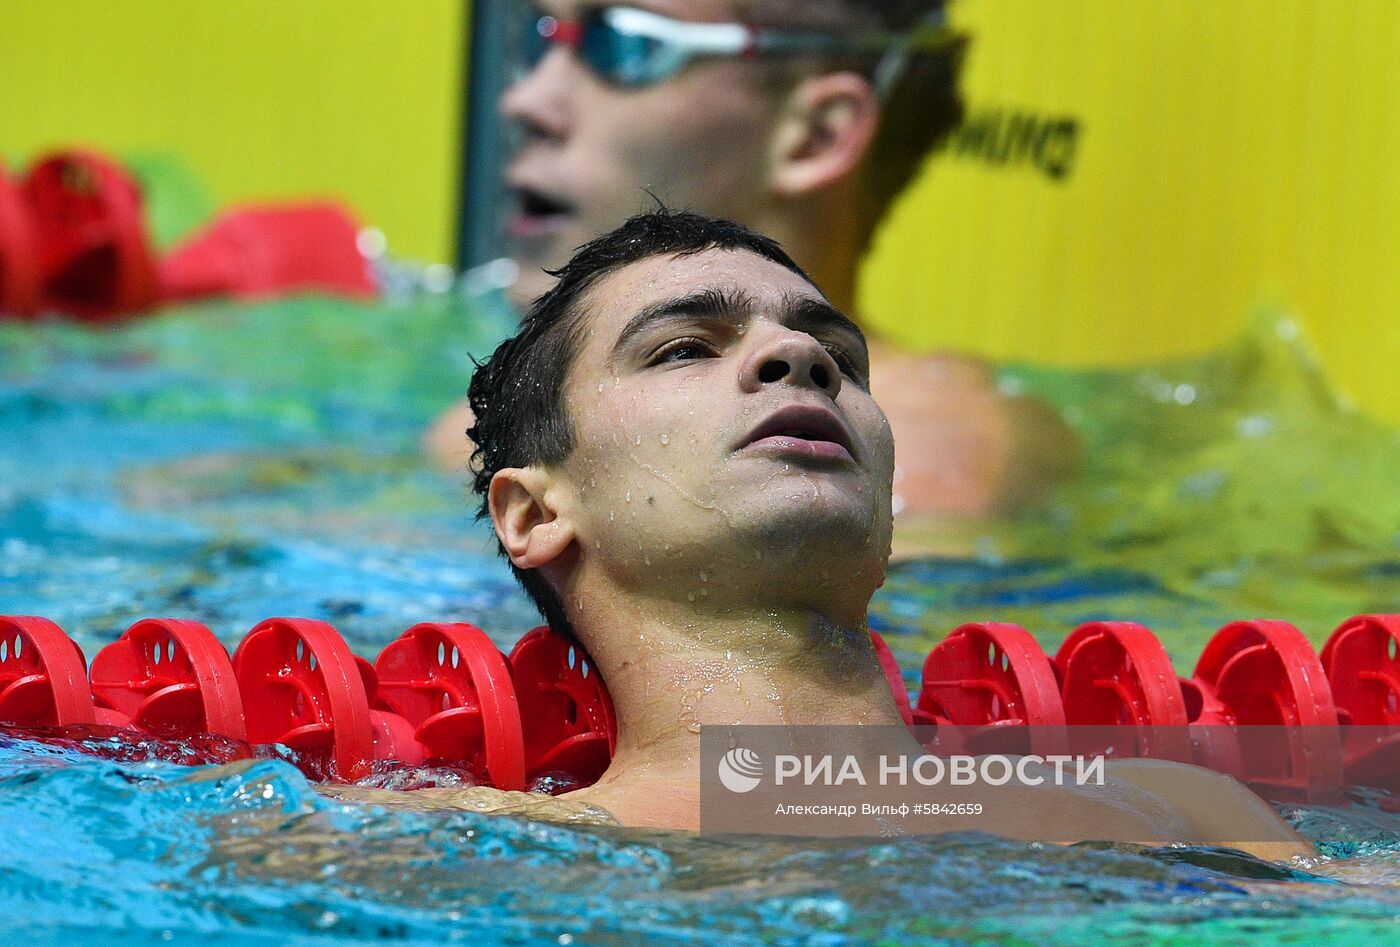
[503,0,966,301]
[470,209,895,632]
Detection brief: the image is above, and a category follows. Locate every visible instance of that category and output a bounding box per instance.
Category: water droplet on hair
[699,572,708,582]
[687,592,696,602]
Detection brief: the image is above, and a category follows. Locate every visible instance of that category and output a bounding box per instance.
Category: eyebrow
[609,286,868,360]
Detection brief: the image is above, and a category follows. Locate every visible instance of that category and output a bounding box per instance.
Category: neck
[562,584,904,816]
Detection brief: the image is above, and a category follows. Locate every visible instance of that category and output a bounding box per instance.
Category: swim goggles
[520,4,951,98]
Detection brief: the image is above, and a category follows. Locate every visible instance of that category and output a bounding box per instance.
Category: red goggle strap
[537,16,585,48]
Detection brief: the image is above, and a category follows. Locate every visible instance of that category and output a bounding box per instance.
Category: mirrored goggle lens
[582,18,670,86]
[523,12,676,87]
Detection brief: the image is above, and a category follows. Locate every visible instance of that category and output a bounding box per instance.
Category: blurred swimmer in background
[425,1,1080,525]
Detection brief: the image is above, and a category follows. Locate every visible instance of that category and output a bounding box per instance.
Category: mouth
[507,184,576,240]
[738,405,858,464]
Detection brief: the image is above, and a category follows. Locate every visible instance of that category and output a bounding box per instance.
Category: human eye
[649,336,718,365]
[822,341,866,383]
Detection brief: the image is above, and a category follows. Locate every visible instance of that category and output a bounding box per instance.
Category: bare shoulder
[945,758,1310,863]
[319,783,620,827]
[870,350,1081,521]
[1103,758,1313,861]
[422,397,478,470]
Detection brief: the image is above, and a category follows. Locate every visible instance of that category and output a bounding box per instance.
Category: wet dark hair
[853,0,968,220]
[467,209,816,631]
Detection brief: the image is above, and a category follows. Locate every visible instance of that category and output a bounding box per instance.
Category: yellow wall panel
[2,1,1396,424]
[0,0,467,263]
[862,0,1400,424]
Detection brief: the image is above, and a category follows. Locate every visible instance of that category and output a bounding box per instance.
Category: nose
[740,328,843,400]
[499,45,575,144]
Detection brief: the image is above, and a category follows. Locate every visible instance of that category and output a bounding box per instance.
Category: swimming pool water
[2,293,1398,944]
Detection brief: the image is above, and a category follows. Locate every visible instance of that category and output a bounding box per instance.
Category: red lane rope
[2,612,1397,802]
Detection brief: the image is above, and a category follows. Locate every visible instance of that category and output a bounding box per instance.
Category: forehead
[576,247,823,351]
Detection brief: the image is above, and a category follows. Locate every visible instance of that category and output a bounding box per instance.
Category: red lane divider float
[3,613,1399,803]
[917,622,1068,756]
[510,626,616,788]
[1190,619,1343,801]
[0,162,40,317]
[1055,620,1193,761]
[158,203,376,304]
[1323,614,1400,796]
[233,618,379,781]
[1,149,376,322]
[870,631,921,726]
[375,622,525,790]
[22,151,159,320]
[0,616,96,726]
[91,618,246,740]
[920,622,1066,727]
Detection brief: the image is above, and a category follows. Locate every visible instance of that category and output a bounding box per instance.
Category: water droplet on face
[635,435,643,446]
[659,433,670,445]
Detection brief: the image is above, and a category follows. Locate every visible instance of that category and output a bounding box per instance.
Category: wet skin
[476,248,1310,861]
[540,247,895,617]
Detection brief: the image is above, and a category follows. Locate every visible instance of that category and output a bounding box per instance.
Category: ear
[488,467,576,570]
[768,71,880,199]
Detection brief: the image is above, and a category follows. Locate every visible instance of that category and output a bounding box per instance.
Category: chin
[743,499,889,566]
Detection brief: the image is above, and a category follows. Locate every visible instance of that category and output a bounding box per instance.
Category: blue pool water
[2,292,1399,944]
